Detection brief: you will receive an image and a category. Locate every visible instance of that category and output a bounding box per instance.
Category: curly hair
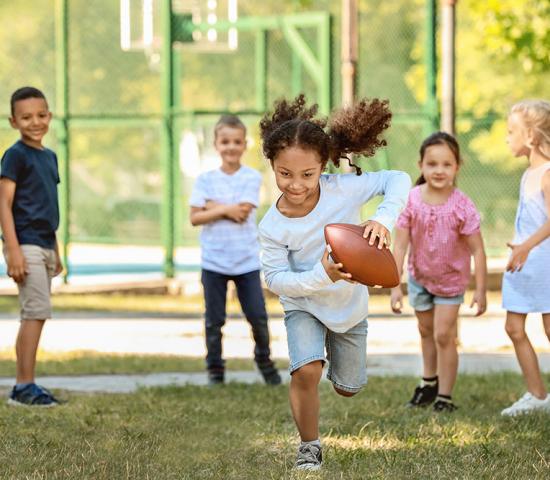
[260,94,392,175]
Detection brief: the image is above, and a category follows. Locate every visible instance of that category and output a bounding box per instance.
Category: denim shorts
[284,310,368,393]
[407,275,464,312]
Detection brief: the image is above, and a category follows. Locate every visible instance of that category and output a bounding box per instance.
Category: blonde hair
[510,99,550,158]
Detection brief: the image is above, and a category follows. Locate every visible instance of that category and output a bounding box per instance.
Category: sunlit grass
[0,348,288,376]
[0,374,548,479]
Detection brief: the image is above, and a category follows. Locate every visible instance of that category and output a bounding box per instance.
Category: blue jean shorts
[407,275,464,312]
[284,310,368,393]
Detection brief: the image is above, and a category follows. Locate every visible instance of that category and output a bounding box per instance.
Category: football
[324,223,400,288]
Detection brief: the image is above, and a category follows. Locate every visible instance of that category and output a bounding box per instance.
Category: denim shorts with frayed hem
[284,310,368,393]
[407,275,464,312]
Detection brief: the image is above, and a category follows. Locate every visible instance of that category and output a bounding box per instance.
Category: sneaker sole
[294,464,322,471]
[7,398,59,408]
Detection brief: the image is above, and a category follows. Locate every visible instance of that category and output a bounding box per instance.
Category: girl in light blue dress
[501,99,550,416]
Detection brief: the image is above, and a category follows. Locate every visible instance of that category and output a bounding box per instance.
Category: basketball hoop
[174,0,239,52]
[120,0,239,67]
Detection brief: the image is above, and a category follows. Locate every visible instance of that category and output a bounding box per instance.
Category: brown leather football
[324,223,400,288]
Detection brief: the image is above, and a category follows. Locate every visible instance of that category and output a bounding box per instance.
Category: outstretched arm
[466,232,487,316]
[506,170,550,271]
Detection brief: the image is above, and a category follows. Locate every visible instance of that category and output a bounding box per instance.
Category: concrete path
[1,353,550,394]
[1,310,549,393]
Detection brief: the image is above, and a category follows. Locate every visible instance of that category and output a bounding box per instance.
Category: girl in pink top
[390,132,487,412]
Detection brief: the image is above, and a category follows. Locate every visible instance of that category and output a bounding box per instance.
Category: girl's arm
[390,226,410,314]
[365,170,411,234]
[0,178,27,283]
[506,170,550,272]
[260,233,334,298]
[465,232,487,316]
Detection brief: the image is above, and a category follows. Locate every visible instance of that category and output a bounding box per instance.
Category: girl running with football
[258,94,410,470]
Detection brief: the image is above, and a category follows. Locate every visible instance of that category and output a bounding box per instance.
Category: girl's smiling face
[272,146,324,211]
[419,143,459,191]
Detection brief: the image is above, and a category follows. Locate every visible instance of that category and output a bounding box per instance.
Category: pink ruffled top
[396,186,481,297]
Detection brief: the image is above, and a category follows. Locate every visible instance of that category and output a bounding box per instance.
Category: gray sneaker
[294,443,322,471]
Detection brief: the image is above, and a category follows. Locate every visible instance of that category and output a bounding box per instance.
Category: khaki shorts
[3,244,57,320]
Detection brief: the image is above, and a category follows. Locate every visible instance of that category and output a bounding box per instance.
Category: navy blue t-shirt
[0,140,60,249]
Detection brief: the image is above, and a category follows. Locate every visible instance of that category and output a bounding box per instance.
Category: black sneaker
[406,384,438,407]
[294,443,322,471]
[7,383,59,407]
[207,369,224,386]
[433,399,458,412]
[258,363,282,385]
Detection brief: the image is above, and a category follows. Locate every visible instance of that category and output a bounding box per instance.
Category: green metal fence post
[425,0,439,134]
[55,0,70,282]
[291,52,302,96]
[161,0,175,278]
[255,30,268,111]
[318,13,332,114]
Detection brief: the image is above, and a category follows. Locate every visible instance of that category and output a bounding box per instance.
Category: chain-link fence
[0,0,533,273]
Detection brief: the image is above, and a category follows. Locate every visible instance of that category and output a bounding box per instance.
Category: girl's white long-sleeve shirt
[259,170,411,333]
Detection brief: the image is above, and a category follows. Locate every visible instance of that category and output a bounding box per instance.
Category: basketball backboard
[120,0,239,59]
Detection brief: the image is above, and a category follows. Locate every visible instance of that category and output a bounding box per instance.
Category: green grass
[0,293,285,316]
[0,350,289,377]
[0,374,549,479]
[0,291,505,316]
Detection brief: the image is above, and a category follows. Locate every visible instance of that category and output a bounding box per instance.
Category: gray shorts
[284,310,368,393]
[3,244,57,320]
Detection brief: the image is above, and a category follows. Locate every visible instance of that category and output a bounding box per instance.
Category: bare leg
[433,304,460,396]
[505,311,546,399]
[15,319,45,384]
[289,361,323,442]
[543,313,550,345]
[416,309,436,378]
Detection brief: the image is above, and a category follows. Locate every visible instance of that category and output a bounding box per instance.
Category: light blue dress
[502,162,550,313]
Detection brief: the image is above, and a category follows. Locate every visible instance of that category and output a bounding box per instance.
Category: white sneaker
[501,392,550,416]
[294,443,322,471]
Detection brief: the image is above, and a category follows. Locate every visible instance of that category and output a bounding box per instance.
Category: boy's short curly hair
[259,94,392,175]
[10,86,47,116]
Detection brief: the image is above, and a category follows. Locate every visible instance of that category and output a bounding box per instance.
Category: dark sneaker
[406,384,438,407]
[258,363,282,385]
[7,383,59,407]
[294,443,322,471]
[207,370,224,386]
[433,399,457,412]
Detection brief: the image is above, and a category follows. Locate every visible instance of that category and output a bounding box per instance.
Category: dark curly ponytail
[260,95,391,175]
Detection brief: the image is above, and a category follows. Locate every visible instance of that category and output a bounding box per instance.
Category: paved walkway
[1,307,549,393]
[2,353,550,394]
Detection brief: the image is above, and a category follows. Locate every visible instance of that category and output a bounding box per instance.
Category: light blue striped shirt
[259,171,411,332]
[190,165,262,275]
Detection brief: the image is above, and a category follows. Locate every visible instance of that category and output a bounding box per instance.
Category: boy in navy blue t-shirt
[0,87,63,406]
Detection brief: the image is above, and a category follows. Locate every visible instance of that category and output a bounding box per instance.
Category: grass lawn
[0,350,286,377]
[0,293,286,317]
[1,374,549,479]
[0,291,505,317]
